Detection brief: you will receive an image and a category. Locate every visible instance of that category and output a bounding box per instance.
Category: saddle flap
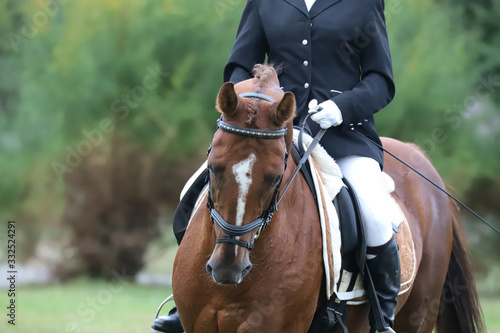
[334,187,357,253]
[336,178,367,273]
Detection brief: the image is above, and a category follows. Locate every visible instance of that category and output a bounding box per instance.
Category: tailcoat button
[302,39,308,45]
[304,83,310,89]
[303,60,309,66]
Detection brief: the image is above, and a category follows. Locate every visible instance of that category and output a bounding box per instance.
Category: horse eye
[269,175,282,186]
[208,162,223,175]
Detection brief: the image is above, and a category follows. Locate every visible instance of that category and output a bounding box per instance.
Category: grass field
[481,296,500,331]
[0,278,173,333]
[0,278,498,332]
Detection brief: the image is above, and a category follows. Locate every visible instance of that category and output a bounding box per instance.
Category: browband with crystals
[217,119,287,139]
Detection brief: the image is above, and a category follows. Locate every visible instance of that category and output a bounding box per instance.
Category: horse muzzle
[206,253,252,285]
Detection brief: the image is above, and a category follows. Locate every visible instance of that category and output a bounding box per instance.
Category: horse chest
[190,302,282,333]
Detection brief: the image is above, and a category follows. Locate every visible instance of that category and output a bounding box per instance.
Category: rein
[207,92,324,250]
[277,115,326,205]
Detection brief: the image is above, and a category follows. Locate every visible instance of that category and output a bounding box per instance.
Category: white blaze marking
[232,153,257,227]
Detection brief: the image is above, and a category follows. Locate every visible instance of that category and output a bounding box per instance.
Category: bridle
[206,92,288,251]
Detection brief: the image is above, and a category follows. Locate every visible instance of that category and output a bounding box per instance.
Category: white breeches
[336,156,396,249]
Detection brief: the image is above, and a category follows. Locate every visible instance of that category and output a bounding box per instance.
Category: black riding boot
[367,237,401,333]
[151,307,184,333]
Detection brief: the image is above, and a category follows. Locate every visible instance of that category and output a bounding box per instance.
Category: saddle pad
[293,129,344,300]
[292,129,416,301]
[337,196,417,303]
[309,157,343,300]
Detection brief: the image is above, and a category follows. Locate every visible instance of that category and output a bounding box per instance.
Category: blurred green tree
[0,0,498,277]
[0,0,243,277]
[379,0,500,195]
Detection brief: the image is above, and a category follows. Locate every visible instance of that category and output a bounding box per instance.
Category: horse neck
[250,152,321,274]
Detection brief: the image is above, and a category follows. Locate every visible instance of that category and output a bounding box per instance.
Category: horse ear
[275,91,296,125]
[216,82,239,117]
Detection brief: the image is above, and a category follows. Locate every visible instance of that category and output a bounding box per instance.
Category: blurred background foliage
[0,0,498,278]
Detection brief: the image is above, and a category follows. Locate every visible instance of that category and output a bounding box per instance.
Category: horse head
[206,65,296,285]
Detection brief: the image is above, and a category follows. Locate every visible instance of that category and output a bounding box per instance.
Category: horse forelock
[239,64,281,125]
[252,64,278,86]
[245,95,259,125]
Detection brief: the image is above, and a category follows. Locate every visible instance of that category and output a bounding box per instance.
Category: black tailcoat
[224,0,395,167]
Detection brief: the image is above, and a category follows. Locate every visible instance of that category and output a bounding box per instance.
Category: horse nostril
[242,264,252,277]
[206,263,213,275]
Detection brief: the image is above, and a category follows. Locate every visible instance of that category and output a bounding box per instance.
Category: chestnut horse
[172,65,484,333]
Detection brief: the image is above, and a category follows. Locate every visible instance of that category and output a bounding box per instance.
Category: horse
[171,64,485,333]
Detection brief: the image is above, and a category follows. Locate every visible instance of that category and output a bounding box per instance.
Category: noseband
[207,92,288,250]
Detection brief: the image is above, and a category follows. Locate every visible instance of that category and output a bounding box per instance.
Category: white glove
[308,99,343,129]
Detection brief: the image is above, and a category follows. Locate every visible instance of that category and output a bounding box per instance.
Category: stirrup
[154,295,174,320]
[151,295,183,333]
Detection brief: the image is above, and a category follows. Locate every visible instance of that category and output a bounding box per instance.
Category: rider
[153,0,400,331]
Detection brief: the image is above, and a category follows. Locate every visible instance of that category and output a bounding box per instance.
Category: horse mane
[246,64,279,125]
[252,64,276,86]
